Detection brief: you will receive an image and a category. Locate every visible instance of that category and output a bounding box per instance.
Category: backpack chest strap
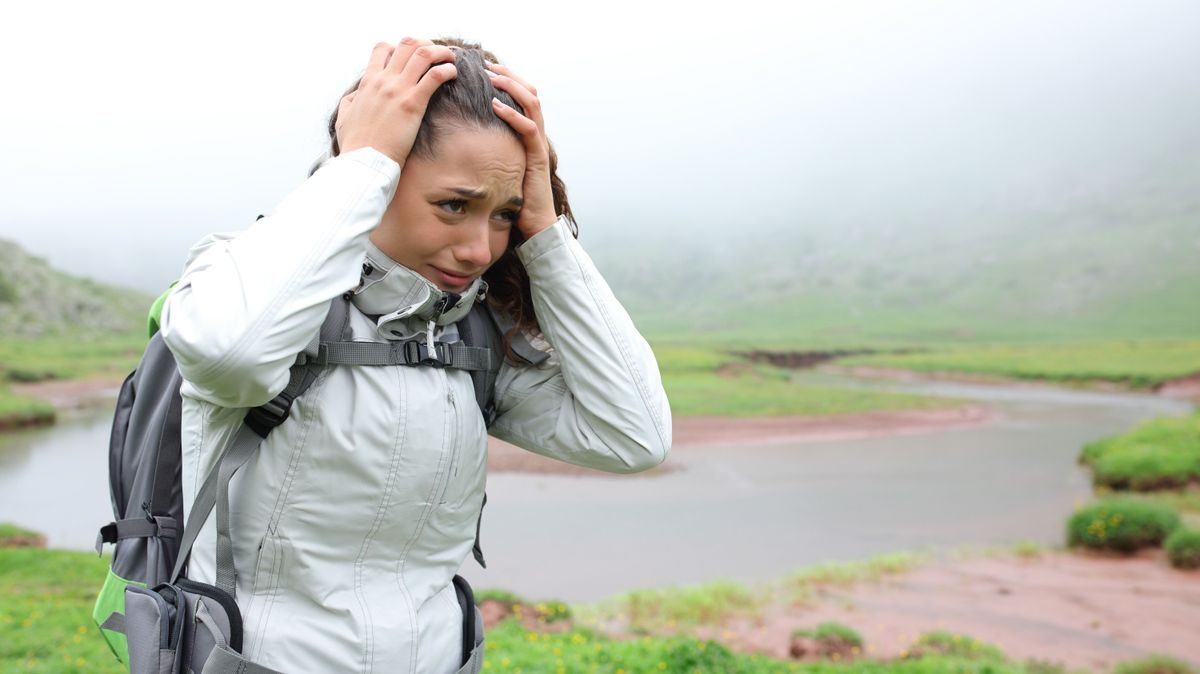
[297,339,494,371]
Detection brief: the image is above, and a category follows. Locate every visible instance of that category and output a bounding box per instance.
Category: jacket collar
[351,241,487,340]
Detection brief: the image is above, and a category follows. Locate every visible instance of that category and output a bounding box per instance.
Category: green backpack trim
[92,567,145,663]
[146,281,178,339]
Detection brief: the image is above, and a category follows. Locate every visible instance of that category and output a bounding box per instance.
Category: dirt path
[592,549,1200,672]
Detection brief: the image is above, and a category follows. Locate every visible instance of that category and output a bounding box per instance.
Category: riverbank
[829,364,1200,405]
[573,546,1200,673]
[484,404,993,476]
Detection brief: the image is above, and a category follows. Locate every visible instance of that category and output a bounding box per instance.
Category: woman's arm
[161,148,400,408]
[161,39,458,408]
[488,216,672,473]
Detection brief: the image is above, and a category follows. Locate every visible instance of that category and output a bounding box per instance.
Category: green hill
[0,239,150,338]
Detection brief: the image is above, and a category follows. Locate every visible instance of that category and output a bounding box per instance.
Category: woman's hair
[317,37,576,362]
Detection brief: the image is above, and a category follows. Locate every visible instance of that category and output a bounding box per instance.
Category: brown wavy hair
[316,37,577,362]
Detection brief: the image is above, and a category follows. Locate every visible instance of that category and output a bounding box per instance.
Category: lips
[431,266,474,290]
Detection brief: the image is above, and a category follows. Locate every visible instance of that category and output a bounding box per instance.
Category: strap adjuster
[400,340,450,368]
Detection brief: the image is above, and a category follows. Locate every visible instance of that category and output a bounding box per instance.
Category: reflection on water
[0,406,115,549]
[0,378,1191,601]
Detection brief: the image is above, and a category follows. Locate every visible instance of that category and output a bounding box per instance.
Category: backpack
[93,282,544,673]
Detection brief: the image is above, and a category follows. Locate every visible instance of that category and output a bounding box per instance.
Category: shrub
[1113,654,1199,674]
[1092,444,1200,491]
[905,630,1006,661]
[1066,499,1181,552]
[474,588,525,607]
[1165,528,1200,570]
[791,622,863,649]
[531,599,572,623]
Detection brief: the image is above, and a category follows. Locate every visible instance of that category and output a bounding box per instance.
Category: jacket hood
[352,241,487,340]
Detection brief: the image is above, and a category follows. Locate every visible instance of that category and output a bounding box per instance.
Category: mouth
[430,266,476,291]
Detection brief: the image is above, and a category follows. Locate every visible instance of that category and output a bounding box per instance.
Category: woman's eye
[437,199,467,214]
[496,210,519,225]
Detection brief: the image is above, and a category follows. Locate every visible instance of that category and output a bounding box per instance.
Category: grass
[0,548,122,674]
[0,388,55,429]
[654,346,963,418]
[1066,499,1182,553]
[1,544,1177,674]
[0,333,144,429]
[0,334,146,384]
[573,551,932,633]
[1080,413,1200,491]
[833,340,1200,389]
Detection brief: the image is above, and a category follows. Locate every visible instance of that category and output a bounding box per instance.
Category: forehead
[417,126,525,192]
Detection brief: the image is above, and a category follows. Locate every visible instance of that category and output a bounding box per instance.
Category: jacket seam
[396,367,454,673]
[354,365,409,674]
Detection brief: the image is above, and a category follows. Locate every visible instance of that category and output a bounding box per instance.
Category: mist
[1,0,1197,302]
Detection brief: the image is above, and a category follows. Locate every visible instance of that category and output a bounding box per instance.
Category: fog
[1,0,1197,295]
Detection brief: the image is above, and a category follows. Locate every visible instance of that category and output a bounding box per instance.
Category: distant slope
[604,143,1200,347]
[0,239,150,338]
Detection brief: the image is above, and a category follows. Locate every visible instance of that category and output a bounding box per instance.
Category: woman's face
[370,125,525,293]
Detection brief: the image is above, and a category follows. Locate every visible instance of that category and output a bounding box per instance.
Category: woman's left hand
[486,62,558,240]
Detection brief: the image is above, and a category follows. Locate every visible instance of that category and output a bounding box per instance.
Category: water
[0,376,1190,601]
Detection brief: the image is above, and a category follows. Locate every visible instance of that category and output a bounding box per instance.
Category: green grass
[834,340,1200,388]
[0,334,145,384]
[574,551,931,633]
[1066,499,1182,553]
[0,524,45,548]
[654,346,963,418]
[1,545,1170,674]
[0,387,55,428]
[0,334,143,429]
[1080,413,1200,491]
[0,548,121,674]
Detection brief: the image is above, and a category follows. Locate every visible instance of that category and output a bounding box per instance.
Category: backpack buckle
[401,340,449,368]
[244,397,292,437]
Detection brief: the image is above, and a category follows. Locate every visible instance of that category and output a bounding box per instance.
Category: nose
[452,220,494,270]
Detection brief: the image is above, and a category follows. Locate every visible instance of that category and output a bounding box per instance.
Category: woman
[160,36,671,673]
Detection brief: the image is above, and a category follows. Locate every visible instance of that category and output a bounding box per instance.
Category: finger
[365,42,394,77]
[414,62,459,100]
[491,98,546,160]
[485,62,538,97]
[486,73,545,137]
[385,36,433,75]
[398,44,457,85]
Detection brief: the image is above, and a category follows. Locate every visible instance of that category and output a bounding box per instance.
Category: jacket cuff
[328,147,402,190]
[515,215,572,264]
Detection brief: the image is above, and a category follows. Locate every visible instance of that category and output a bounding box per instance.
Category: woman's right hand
[335,38,457,168]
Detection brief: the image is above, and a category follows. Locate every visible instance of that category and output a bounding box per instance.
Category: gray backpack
[93,290,545,674]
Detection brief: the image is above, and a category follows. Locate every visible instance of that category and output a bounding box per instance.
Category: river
[0,375,1191,602]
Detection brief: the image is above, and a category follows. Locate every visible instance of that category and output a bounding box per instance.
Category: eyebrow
[447,186,524,207]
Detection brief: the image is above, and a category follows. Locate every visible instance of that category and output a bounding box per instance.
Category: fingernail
[491,97,506,107]
[400,37,415,45]
[485,69,498,78]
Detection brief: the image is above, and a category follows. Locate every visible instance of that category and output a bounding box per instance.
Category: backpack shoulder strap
[171,296,350,593]
[458,303,504,427]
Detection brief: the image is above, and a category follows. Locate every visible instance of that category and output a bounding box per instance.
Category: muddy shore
[591,548,1200,673]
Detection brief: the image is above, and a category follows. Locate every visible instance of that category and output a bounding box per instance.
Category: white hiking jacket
[160,147,672,673]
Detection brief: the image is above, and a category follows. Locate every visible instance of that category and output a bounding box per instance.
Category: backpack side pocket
[92,566,146,663]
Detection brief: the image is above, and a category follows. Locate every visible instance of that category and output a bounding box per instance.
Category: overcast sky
[1,0,1197,294]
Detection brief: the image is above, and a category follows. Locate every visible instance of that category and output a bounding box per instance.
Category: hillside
[0,239,150,338]
[602,141,1200,347]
